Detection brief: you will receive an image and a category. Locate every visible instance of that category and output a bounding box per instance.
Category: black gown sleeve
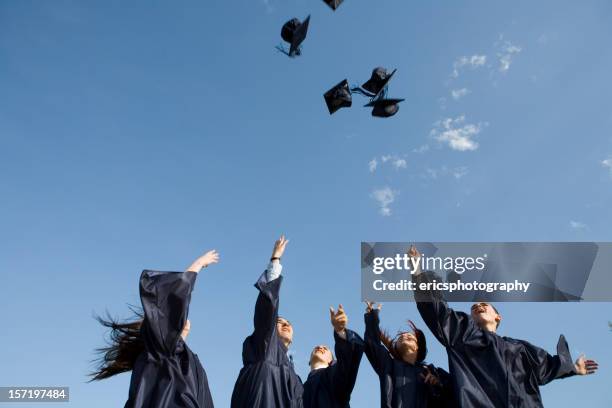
[244,274,283,362]
[413,271,473,348]
[426,365,454,407]
[139,270,197,358]
[522,334,577,385]
[330,329,365,405]
[364,309,393,375]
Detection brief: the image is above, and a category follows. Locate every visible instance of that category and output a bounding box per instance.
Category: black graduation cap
[279,15,310,57]
[322,0,344,10]
[324,79,352,114]
[361,67,397,96]
[365,98,405,118]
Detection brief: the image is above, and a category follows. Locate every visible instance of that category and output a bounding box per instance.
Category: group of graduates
[92,236,599,408]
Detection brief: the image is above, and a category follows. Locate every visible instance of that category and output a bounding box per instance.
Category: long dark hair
[89,308,145,381]
[379,320,427,363]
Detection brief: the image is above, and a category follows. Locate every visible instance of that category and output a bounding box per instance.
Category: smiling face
[276,317,293,346]
[309,345,333,368]
[470,302,501,331]
[395,332,419,356]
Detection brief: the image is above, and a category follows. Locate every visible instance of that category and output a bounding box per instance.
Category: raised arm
[247,236,289,360]
[329,305,365,405]
[523,335,597,385]
[363,302,392,375]
[409,245,472,347]
[140,249,219,357]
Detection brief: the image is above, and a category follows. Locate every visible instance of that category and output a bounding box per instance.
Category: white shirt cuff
[260,261,283,282]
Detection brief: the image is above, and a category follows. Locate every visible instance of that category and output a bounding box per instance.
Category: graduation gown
[303,329,365,408]
[231,274,303,408]
[413,271,577,408]
[125,270,214,408]
[364,310,452,408]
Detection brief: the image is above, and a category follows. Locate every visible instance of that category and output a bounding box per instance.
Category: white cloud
[438,96,447,110]
[452,55,487,78]
[497,41,522,73]
[368,158,378,173]
[602,158,612,177]
[423,166,469,180]
[569,220,588,230]
[369,155,408,171]
[451,88,470,100]
[412,145,430,154]
[430,115,485,151]
[452,166,469,179]
[425,168,440,179]
[262,0,275,13]
[371,187,397,216]
[392,158,407,169]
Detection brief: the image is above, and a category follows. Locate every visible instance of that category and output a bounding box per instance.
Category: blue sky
[1,0,611,406]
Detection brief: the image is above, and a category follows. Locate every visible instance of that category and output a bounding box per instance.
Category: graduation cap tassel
[350,86,376,98]
[377,87,389,100]
[275,43,303,57]
[275,44,291,57]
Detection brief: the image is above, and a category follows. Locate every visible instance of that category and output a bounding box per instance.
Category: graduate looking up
[91,249,219,408]
[231,235,304,408]
[364,301,452,408]
[303,305,365,408]
[409,245,599,408]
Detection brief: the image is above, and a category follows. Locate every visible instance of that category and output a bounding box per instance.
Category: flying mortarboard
[362,67,403,117]
[365,98,405,118]
[361,67,397,97]
[324,79,352,114]
[322,0,344,10]
[278,15,311,57]
[323,67,403,118]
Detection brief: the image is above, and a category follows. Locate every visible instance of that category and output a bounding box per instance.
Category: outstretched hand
[187,249,220,273]
[574,355,598,375]
[330,304,348,334]
[407,245,420,259]
[271,235,289,260]
[421,366,440,387]
[407,245,422,274]
[365,301,382,313]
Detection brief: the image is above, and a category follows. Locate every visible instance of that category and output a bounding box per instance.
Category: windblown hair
[277,316,292,326]
[89,308,145,381]
[379,320,427,363]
